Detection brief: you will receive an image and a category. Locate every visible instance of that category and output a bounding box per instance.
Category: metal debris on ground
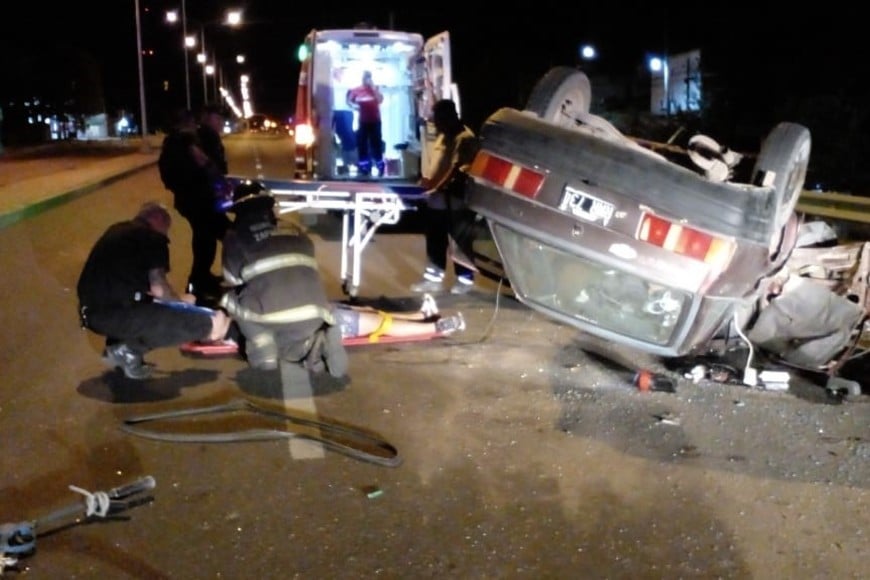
[362,485,384,499]
[653,412,681,426]
[759,369,790,391]
[0,476,155,575]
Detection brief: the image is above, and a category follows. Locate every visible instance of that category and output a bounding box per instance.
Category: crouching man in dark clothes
[77,201,231,379]
[219,182,348,384]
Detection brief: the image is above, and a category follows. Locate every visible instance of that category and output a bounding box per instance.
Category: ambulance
[292,26,458,183]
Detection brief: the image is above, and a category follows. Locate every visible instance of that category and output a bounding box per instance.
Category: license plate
[558,186,615,226]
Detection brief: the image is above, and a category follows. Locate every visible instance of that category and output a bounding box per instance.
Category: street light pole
[167,7,192,109]
[134,0,149,147]
[182,0,191,110]
[206,57,217,104]
[200,28,208,104]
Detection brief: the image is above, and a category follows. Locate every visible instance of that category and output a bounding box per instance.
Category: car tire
[525,66,592,128]
[752,122,811,233]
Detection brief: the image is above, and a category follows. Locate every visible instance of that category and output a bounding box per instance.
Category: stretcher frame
[180,331,442,358]
[255,178,426,297]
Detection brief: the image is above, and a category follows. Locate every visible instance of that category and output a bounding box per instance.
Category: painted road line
[279,359,326,459]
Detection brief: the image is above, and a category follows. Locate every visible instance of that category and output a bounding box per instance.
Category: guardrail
[796,190,870,224]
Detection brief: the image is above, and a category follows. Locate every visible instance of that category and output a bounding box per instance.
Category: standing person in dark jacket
[77,201,231,379]
[410,99,481,295]
[157,108,230,305]
[197,104,228,175]
[219,182,348,384]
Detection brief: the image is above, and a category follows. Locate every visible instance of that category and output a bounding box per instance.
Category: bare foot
[208,310,231,341]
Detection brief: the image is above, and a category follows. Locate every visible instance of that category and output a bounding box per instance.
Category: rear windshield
[493,225,691,346]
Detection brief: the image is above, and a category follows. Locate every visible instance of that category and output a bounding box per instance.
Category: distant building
[650,49,702,116]
[0,46,111,145]
[0,99,110,145]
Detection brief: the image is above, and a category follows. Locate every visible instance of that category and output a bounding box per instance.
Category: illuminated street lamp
[648,56,665,73]
[579,44,597,61]
[226,9,242,26]
[187,11,242,106]
[240,74,253,118]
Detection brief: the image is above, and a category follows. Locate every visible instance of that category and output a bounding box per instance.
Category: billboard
[650,49,701,116]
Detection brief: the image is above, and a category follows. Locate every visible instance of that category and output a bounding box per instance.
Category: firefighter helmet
[229,180,274,214]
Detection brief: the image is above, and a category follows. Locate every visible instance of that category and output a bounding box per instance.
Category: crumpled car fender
[748,240,870,369]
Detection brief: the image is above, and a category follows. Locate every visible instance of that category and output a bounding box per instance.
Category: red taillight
[469,151,545,199]
[639,214,734,268]
[512,166,546,198]
[471,152,512,184]
[677,229,713,259]
[642,214,671,246]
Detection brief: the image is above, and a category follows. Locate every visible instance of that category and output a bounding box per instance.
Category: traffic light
[297,43,310,62]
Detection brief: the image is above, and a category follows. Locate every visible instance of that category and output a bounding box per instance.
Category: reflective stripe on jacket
[221,293,335,326]
[219,247,334,326]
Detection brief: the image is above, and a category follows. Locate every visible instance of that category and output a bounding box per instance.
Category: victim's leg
[356,310,465,337]
[356,311,436,337]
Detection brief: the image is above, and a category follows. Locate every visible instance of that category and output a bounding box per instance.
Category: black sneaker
[189,275,224,297]
[322,324,349,378]
[102,343,154,380]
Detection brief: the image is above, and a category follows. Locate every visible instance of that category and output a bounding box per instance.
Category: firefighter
[219,181,348,382]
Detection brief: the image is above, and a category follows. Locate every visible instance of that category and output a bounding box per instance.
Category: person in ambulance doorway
[77,202,231,380]
[410,99,481,295]
[157,107,231,307]
[346,70,385,177]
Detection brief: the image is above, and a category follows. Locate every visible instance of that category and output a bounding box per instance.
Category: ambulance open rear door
[416,31,458,179]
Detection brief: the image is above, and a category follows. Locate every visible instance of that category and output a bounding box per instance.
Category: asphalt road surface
[0,133,867,578]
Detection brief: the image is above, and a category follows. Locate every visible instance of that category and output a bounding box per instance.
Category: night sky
[0,2,865,137]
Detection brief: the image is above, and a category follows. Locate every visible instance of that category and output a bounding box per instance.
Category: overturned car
[465,67,868,392]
